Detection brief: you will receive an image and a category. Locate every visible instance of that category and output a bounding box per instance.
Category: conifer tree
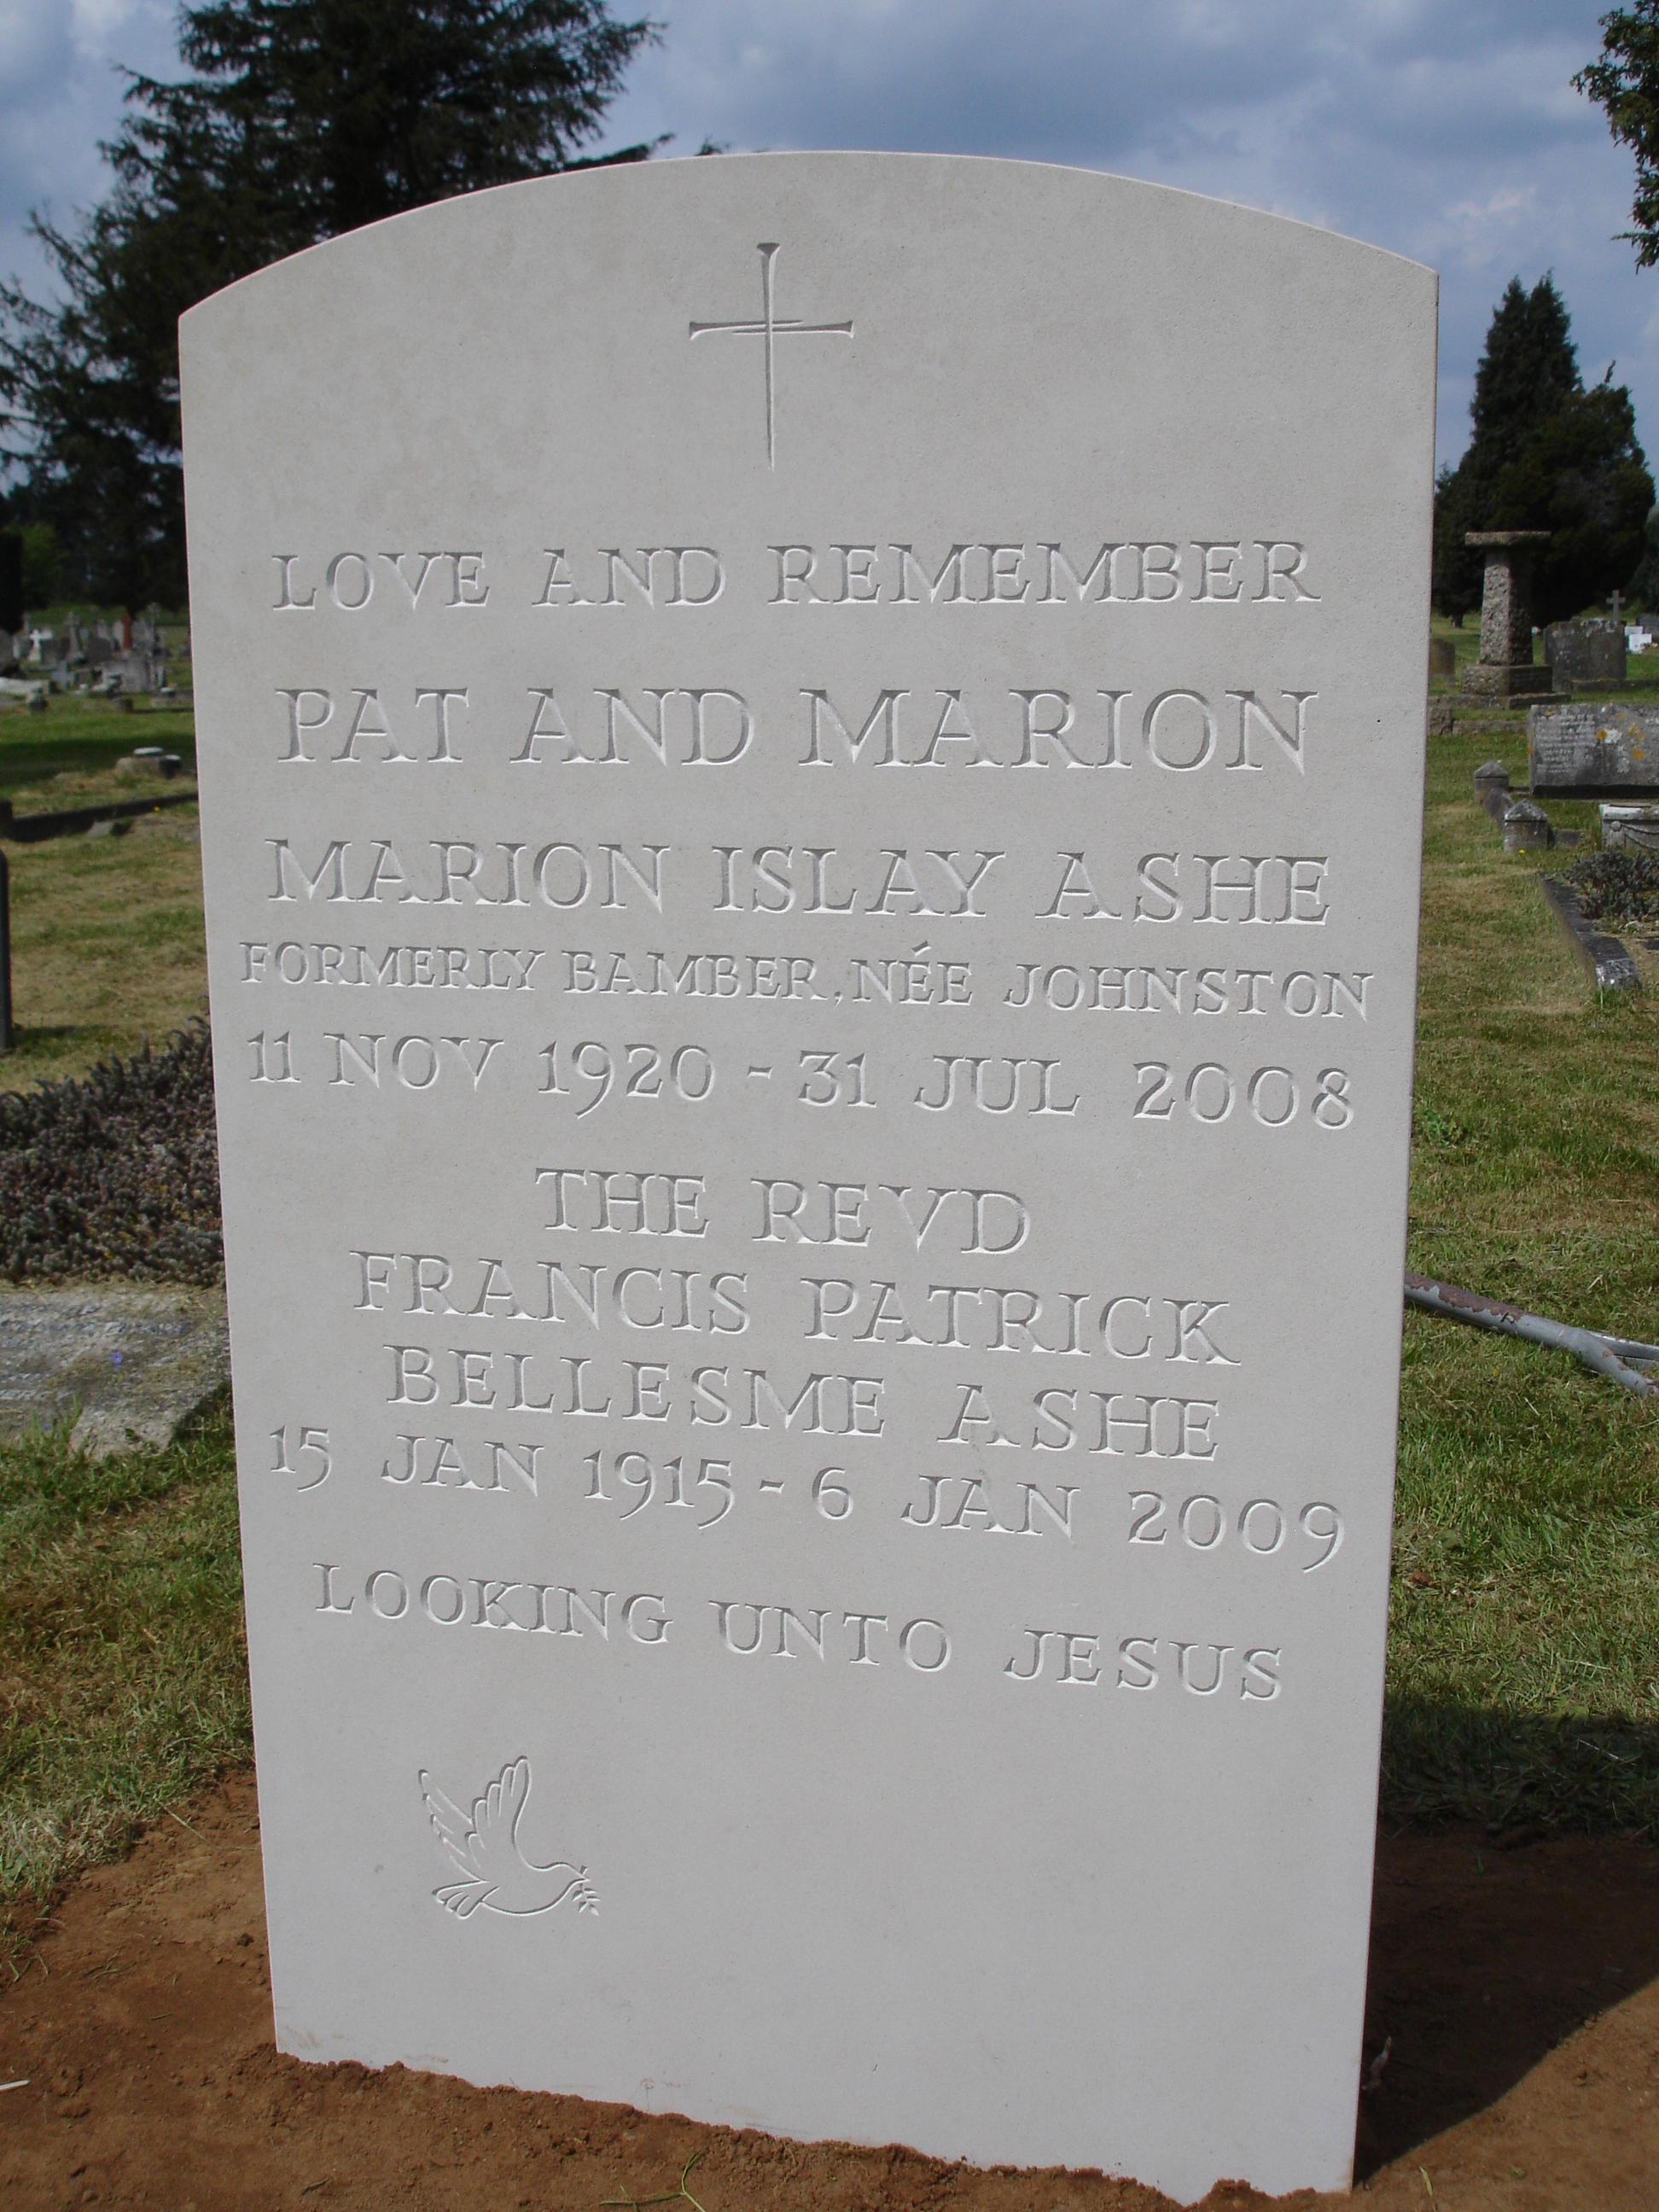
[0,1,657,608]
[1432,276,1653,626]
[1433,276,1580,619]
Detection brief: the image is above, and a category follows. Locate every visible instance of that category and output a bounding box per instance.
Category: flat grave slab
[180,153,1435,2202]
[0,1284,229,1456]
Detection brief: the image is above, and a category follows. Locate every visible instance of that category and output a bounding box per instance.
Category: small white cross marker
[690,242,853,468]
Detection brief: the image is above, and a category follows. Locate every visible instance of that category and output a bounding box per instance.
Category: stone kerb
[1463,530,1553,702]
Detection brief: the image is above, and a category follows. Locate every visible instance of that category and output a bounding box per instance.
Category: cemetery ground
[1429,605,1659,699]
[0,708,1656,2204]
[0,694,204,1092]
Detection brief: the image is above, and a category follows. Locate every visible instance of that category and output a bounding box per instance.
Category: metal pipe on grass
[1405,1271,1659,1396]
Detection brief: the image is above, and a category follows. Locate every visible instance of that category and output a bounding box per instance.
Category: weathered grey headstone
[179,154,1435,2202]
[1529,701,1659,800]
[1543,617,1625,688]
[1461,532,1552,701]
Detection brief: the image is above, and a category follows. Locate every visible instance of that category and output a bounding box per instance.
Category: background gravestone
[1530,701,1659,800]
[1542,619,1626,688]
[180,154,1435,2203]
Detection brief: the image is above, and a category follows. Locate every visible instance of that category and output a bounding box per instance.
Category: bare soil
[0,1773,1655,2209]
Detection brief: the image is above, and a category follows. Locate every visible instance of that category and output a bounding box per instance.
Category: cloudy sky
[3,0,1654,474]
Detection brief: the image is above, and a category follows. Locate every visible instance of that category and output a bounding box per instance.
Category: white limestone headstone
[180,154,1435,2203]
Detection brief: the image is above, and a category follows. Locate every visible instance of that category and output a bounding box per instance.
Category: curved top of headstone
[1465,530,1551,548]
[183,152,1437,532]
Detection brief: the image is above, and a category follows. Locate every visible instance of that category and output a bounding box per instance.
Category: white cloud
[1447,188,1538,225]
[69,0,153,54]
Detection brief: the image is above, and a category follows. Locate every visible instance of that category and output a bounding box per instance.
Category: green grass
[0,785,207,1093]
[1383,714,1659,1832]
[0,691,196,796]
[1,697,206,1089]
[0,1394,247,1933]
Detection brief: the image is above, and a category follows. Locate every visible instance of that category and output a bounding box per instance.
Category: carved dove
[419,1758,597,1919]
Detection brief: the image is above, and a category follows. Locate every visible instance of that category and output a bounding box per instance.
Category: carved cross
[690,242,853,469]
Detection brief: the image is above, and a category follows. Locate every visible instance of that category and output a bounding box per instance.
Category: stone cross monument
[1461,530,1552,700]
